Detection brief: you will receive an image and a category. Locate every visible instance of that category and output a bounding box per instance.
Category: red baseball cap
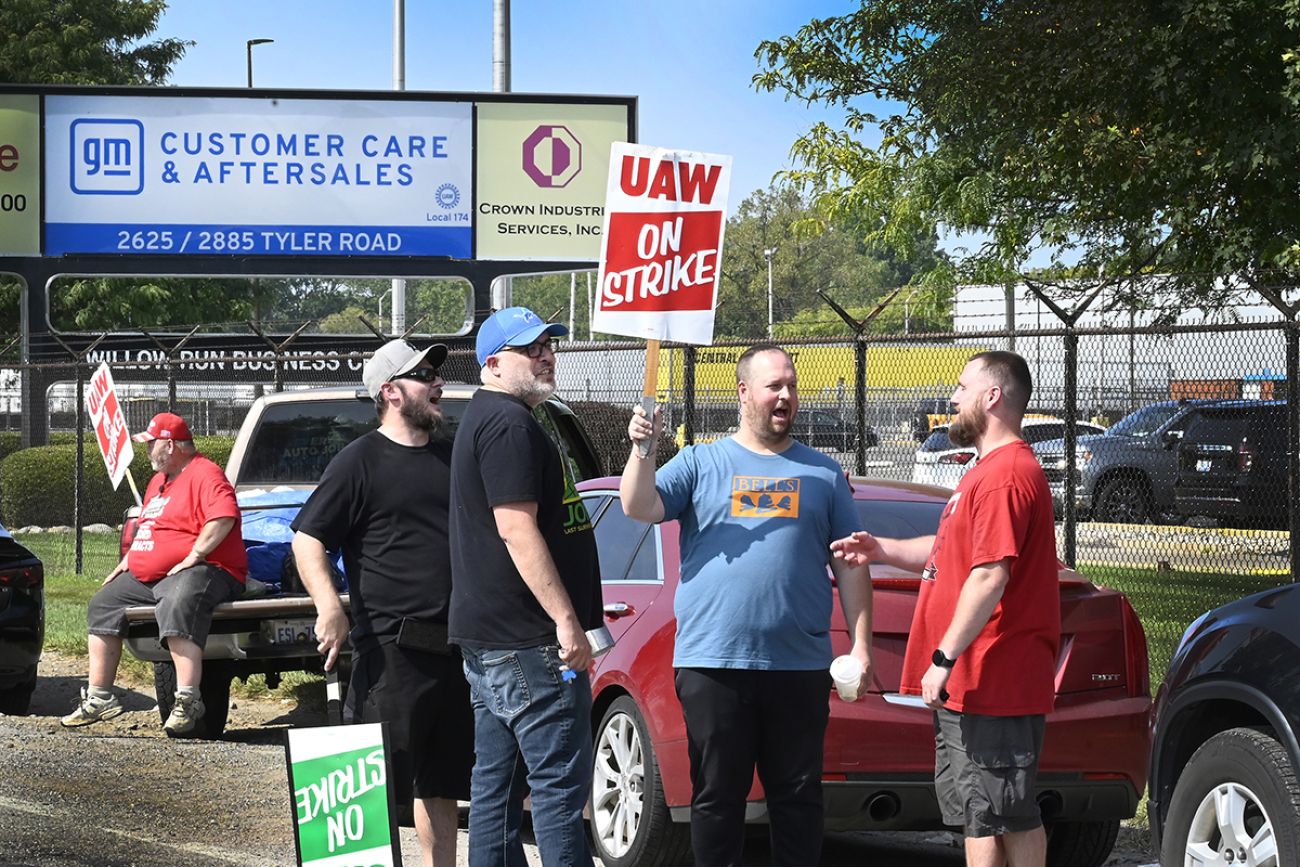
[132,412,193,443]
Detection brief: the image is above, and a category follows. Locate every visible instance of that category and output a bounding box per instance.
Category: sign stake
[639,339,661,458]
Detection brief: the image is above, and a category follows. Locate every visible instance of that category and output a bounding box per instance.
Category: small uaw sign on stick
[85,362,141,504]
[592,143,732,453]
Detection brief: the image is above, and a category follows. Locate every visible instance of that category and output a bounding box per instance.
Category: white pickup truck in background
[120,384,603,737]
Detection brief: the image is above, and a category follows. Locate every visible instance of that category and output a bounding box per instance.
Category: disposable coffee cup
[830,654,864,702]
[587,625,616,657]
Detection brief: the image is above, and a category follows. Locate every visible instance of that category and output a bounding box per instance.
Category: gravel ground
[0,651,1158,866]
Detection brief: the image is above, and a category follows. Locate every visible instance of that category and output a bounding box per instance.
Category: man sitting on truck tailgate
[62,412,247,736]
[290,339,472,867]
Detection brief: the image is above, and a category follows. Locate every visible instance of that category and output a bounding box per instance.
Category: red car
[579,477,1151,867]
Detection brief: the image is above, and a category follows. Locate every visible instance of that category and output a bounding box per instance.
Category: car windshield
[1107,403,1182,438]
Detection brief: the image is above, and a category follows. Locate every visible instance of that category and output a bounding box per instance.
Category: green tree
[0,0,188,85]
[754,0,1300,306]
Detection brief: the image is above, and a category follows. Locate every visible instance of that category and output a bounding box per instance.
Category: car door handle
[604,602,634,619]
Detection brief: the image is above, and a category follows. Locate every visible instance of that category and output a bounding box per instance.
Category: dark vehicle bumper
[0,587,44,684]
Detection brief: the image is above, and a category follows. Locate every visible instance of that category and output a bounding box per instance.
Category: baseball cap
[132,412,193,443]
[362,339,449,399]
[475,306,569,366]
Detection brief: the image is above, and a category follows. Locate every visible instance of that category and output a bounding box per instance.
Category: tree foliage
[0,0,189,85]
[754,0,1300,307]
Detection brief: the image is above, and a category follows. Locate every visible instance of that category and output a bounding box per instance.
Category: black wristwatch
[932,649,957,669]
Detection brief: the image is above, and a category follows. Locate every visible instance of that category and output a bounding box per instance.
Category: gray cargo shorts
[87,564,244,647]
[934,708,1046,838]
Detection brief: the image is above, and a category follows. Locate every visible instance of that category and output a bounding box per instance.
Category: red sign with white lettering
[86,363,133,490]
[593,143,732,344]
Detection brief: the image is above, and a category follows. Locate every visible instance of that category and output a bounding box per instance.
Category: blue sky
[152,0,864,213]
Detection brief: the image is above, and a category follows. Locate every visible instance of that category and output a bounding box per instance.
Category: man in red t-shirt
[832,351,1060,867]
[62,412,246,737]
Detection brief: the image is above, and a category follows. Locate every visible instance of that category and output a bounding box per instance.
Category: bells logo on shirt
[730,476,799,518]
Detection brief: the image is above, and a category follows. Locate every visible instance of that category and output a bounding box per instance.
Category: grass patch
[1080,562,1289,684]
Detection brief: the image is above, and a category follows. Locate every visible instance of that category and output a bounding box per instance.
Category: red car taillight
[1237,439,1255,472]
[937,452,974,465]
[0,562,43,590]
[1121,595,1150,697]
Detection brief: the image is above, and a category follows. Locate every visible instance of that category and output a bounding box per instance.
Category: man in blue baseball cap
[474,305,569,367]
[451,306,603,865]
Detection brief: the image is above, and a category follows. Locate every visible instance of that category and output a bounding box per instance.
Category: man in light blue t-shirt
[621,344,873,867]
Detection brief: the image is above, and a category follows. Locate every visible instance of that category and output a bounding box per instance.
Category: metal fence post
[683,345,697,447]
[74,361,84,575]
[854,335,867,476]
[1288,319,1300,581]
[1062,327,1079,568]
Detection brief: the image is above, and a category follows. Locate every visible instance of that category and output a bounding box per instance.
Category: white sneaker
[60,688,123,727]
[163,691,206,736]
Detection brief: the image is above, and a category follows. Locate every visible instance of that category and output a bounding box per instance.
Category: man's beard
[741,400,793,445]
[947,403,987,447]
[503,366,557,405]
[399,394,443,433]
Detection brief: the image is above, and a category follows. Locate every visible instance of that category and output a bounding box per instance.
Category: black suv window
[1183,406,1287,448]
[1108,403,1184,437]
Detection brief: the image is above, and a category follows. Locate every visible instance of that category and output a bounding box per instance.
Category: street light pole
[763,247,777,338]
[246,38,274,88]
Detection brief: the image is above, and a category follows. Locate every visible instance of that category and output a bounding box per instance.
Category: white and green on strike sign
[287,723,398,867]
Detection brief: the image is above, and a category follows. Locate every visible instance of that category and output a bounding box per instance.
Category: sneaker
[163,691,206,736]
[60,688,123,727]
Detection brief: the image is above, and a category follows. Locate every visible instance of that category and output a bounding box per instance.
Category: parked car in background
[581,476,1152,867]
[910,397,954,441]
[0,522,44,715]
[1148,582,1300,864]
[1036,399,1286,525]
[912,418,1105,489]
[794,408,879,452]
[1174,400,1288,528]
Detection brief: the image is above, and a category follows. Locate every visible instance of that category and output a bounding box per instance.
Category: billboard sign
[0,94,40,256]
[592,143,731,344]
[43,95,472,258]
[475,102,631,261]
[86,362,133,490]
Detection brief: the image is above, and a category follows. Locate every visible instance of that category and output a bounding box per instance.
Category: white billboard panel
[44,95,472,257]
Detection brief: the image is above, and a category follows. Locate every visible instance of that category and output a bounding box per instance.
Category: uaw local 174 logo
[522,125,582,188]
[435,183,461,209]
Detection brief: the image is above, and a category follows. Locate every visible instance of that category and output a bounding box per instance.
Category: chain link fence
[8,299,1298,680]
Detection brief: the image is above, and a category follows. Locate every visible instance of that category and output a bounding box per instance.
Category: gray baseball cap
[362,339,448,399]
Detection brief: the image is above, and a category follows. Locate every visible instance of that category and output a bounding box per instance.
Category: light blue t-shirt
[656,437,862,670]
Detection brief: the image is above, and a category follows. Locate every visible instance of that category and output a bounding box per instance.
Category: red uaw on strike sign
[592,143,732,344]
[86,362,133,490]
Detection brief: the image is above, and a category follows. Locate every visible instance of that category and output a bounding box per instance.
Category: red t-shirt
[901,439,1060,715]
[127,454,247,584]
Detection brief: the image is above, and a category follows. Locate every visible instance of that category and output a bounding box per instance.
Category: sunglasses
[502,340,555,359]
[391,367,441,384]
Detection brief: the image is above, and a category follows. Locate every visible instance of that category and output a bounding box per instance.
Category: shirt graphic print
[730,475,800,518]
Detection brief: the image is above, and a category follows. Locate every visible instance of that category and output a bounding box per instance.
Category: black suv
[1148,583,1300,863]
[1174,401,1288,528]
[1033,399,1280,525]
[0,525,44,714]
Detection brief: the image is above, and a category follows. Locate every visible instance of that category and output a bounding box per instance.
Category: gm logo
[70,118,144,195]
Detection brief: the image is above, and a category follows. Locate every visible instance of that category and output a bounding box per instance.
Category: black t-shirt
[291,430,453,652]
[448,389,602,648]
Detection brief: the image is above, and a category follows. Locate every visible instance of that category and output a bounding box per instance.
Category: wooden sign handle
[638,340,660,458]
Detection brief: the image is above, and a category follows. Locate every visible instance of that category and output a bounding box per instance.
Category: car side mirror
[1161,429,1183,448]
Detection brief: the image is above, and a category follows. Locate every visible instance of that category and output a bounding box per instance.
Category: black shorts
[87,565,243,647]
[934,709,1046,838]
[344,641,474,803]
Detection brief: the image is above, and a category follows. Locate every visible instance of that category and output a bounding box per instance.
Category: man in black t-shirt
[291,339,472,867]
[449,307,603,867]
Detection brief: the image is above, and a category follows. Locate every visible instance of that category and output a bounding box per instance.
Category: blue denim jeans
[461,643,594,867]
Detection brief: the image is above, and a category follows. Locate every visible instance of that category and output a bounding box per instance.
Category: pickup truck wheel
[1093,476,1151,524]
[1160,727,1300,867]
[0,666,36,715]
[1045,819,1119,867]
[590,696,689,867]
[154,661,233,739]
